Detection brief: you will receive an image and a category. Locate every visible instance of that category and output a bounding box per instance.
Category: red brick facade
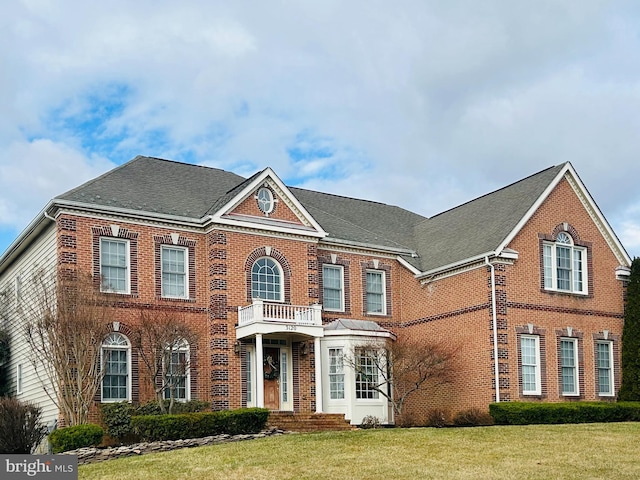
[47,166,628,425]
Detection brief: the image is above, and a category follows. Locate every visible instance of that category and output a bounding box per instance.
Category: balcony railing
[238,300,323,327]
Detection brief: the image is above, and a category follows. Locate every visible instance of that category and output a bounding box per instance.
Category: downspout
[485,256,501,403]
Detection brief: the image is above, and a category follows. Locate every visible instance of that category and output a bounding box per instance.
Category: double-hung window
[597,341,614,396]
[100,238,129,293]
[366,270,385,315]
[163,341,189,401]
[543,232,587,294]
[102,333,130,401]
[161,246,188,298]
[328,348,345,400]
[355,350,379,399]
[521,335,541,395]
[560,338,579,396]
[323,265,344,312]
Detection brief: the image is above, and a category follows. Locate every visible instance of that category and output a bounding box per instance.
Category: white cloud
[0,1,640,258]
[0,139,115,228]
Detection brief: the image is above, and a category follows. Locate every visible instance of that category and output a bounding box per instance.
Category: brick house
[0,156,631,427]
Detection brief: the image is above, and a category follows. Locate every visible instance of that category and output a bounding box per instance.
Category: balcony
[236,300,324,339]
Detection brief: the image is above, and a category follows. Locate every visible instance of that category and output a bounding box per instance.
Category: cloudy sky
[1,1,639,259]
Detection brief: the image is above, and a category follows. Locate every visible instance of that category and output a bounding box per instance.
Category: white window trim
[597,341,615,397]
[161,245,189,299]
[251,257,284,302]
[521,335,541,396]
[256,187,275,214]
[543,235,588,295]
[365,269,386,316]
[560,337,580,396]
[328,347,345,401]
[101,333,132,403]
[16,363,23,395]
[323,264,345,312]
[100,237,131,294]
[355,349,380,400]
[246,346,255,407]
[163,341,191,402]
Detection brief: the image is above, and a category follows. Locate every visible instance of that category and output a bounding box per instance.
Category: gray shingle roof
[324,319,391,333]
[412,164,566,272]
[55,155,566,274]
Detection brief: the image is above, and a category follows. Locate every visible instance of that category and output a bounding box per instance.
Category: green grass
[79,423,640,480]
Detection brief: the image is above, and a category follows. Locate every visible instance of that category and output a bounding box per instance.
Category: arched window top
[103,332,129,347]
[556,232,573,245]
[251,257,283,301]
[167,338,190,350]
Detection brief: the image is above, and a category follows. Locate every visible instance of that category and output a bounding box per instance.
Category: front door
[263,347,280,410]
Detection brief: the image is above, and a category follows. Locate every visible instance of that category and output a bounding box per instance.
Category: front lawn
[79,422,640,480]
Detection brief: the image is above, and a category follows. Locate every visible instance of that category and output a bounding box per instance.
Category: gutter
[485,255,501,403]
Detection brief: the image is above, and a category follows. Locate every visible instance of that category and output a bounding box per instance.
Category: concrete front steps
[268,412,355,433]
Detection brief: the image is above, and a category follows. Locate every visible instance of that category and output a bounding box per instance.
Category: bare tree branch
[23,270,112,426]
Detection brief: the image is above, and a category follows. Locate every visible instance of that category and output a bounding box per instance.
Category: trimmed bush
[132,408,269,442]
[489,401,640,425]
[452,408,494,427]
[100,402,135,442]
[0,397,48,454]
[49,424,104,453]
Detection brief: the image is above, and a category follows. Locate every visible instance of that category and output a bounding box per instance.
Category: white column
[314,337,323,413]
[256,334,264,408]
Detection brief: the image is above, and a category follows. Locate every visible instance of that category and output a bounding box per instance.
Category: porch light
[300,342,309,356]
[234,341,241,354]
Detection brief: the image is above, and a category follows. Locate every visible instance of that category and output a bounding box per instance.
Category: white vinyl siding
[0,225,59,427]
[521,335,541,395]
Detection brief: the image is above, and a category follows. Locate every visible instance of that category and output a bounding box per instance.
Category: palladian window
[251,257,283,301]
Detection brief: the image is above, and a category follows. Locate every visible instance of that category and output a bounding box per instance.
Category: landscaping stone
[63,428,287,464]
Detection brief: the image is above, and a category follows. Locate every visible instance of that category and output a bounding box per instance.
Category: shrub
[100,402,135,442]
[0,397,48,454]
[360,415,381,429]
[424,408,452,428]
[452,408,494,427]
[489,401,640,425]
[49,424,103,453]
[132,408,269,442]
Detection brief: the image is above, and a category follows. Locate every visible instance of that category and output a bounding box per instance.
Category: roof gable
[210,168,327,238]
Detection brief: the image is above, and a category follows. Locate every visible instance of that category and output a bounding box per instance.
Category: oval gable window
[257,187,274,214]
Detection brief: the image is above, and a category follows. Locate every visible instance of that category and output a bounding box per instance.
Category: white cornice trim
[209,168,328,238]
[397,256,422,276]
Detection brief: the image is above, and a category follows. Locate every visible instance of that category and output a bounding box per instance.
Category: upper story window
[161,246,188,298]
[101,333,131,402]
[251,257,283,301]
[256,187,274,214]
[543,232,587,295]
[100,238,130,294]
[323,265,344,312]
[366,270,386,315]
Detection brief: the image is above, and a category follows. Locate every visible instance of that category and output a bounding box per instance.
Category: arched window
[251,257,283,301]
[101,333,131,401]
[543,232,587,294]
[163,339,190,401]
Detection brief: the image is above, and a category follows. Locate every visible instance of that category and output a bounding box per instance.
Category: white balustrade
[238,300,322,326]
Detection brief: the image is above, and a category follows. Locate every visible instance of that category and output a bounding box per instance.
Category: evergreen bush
[48,424,104,453]
[619,257,640,401]
[489,401,640,425]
